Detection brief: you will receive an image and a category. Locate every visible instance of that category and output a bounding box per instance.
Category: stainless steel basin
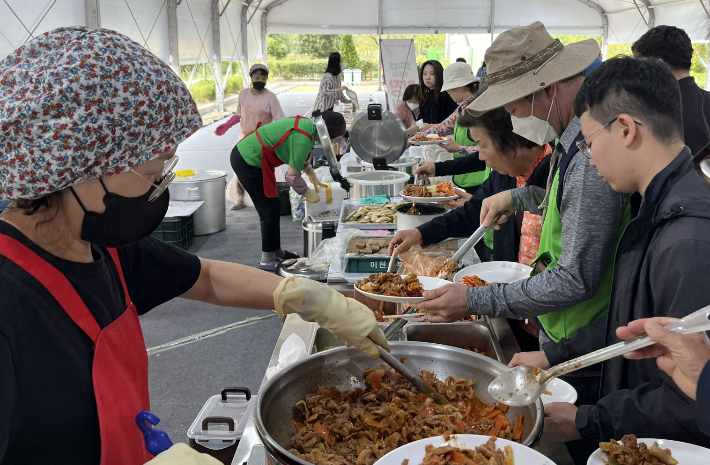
[404,322,506,363]
[312,323,403,353]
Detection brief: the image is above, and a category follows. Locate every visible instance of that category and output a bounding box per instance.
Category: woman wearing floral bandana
[0,27,388,465]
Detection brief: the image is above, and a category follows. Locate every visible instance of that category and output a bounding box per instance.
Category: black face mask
[252,81,266,91]
[70,179,170,247]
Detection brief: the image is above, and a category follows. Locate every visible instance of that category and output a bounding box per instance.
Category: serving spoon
[488,305,710,407]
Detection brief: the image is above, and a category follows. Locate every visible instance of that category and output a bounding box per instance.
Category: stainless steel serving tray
[339,203,398,230]
[255,342,544,465]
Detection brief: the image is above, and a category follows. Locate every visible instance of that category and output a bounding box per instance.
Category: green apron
[452,115,494,250]
[533,168,631,342]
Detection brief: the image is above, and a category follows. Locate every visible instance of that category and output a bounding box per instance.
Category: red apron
[0,235,152,465]
[254,115,313,198]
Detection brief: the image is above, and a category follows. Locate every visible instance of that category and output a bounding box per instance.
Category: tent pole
[261,12,268,67]
[489,0,495,44]
[577,0,608,59]
[240,2,252,88]
[167,0,180,76]
[212,0,225,112]
[377,0,383,91]
[84,0,101,28]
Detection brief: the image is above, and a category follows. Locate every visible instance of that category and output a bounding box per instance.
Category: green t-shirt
[236,117,317,172]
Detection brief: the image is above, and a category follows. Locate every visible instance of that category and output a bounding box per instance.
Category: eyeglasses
[132,155,179,202]
[576,117,644,159]
[693,142,710,184]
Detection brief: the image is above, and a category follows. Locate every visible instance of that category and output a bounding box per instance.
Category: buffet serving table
[231,308,574,465]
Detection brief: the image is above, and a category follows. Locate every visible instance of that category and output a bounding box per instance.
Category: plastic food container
[187,387,252,464]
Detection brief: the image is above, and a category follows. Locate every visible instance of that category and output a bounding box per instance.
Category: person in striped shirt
[312,52,352,113]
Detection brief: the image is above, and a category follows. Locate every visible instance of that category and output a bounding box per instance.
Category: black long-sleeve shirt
[679,76,710,155]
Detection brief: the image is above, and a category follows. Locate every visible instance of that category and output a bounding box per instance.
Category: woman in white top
[312,52,352,112]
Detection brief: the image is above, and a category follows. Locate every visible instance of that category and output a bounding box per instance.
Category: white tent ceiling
[0,0,708,69]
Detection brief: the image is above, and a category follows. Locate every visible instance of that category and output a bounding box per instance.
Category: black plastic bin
[276,182,291,216]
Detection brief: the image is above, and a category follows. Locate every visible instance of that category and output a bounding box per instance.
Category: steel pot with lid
[396,202,447,231]
[254,342,543,465]
[276,258,329,282]
[361,156,419,174]
[302,215,338,258]
[169,170,227,235]
[346,170,410,200]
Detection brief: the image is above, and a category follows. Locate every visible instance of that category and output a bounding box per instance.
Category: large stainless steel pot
[396,202,447,231]
[347,170,409,200]
[255,342,544,465]
[361,156,418,175]
[169,170,227,235]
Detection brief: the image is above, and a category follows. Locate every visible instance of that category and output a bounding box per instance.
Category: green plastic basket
[151,216,195,250]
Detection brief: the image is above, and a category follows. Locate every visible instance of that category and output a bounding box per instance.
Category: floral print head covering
[0,27,202,200]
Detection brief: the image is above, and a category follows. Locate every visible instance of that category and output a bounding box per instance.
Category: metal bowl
[255,342,544,465]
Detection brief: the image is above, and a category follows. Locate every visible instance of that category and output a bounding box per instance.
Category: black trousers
[231,146,282,253]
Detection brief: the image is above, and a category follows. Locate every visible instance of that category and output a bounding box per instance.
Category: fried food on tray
[345,202,399,224]
[346,237,392,256]
[436,181,455,196]
[600,435,677,465]
[462,275,490,288]
[403,184,432,197]
[416,438,515,465]
[290,367,524,465]
[356,273,424,297]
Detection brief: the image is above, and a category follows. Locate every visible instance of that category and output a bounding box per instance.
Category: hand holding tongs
[436,213,501,279]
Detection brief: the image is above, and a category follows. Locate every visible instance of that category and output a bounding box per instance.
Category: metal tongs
[436,213,501,280]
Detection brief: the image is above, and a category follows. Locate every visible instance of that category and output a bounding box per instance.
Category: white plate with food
[540,378,577,405]
[587,435,706,465]
[400,182,460,203]
[454,262,533,286]
[355,273,451,303]
[411,139,449,146]
[377,434,555,465]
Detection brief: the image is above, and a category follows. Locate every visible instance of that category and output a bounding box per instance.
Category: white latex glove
[146,444,221,465]
[303,188,321,203]
[274,277,390,359]
[415,120,424,128]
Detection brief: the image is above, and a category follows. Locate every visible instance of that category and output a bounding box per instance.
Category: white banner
[379,39,418,112]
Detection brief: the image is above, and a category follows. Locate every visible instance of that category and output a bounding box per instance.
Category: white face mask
[407,102,419,111]
[340,62,346,70]
[510,93,558,145]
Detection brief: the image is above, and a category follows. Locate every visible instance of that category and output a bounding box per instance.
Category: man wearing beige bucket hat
[411,22,630,405]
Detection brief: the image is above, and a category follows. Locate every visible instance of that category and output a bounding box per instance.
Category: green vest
[452,116,494,250]
[534,168,631,342]
[452,116,490,188]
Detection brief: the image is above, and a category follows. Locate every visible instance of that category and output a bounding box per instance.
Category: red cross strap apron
[255,115,313,198]
[0,235,152,465]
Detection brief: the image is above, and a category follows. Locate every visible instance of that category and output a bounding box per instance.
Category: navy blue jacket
[576,148,710,447]
[417,154,551,261]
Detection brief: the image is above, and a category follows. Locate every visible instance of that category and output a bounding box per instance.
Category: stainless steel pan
[255,342,544,465]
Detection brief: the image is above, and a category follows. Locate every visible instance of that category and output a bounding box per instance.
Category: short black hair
[403,84,420,102]
[459,107,538,154]
[456,58,467,63]
[632,25,693,71]
[326,52,342,76]
[574,57,684,144]
[313,110,346,139]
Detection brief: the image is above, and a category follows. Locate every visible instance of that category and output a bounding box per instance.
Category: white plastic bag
[265,334,308,380]
[289,187,305,222]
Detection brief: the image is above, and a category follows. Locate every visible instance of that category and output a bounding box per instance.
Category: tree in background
[340,34,361,69]
[294,35,342,59]
[267,35,292,59]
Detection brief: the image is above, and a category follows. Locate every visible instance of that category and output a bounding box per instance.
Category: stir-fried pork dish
[356,273,424,297]
[290,367,524,465]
